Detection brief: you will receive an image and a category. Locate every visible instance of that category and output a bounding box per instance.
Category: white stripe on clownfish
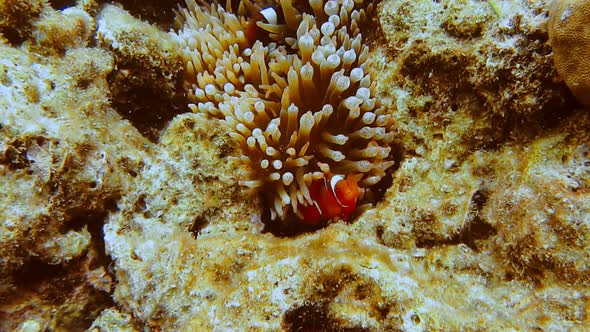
[329,174,348,208]
[260,7,278,25]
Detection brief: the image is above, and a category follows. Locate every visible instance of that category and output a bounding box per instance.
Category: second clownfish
[301,174,362,225]
[245,7,278,46]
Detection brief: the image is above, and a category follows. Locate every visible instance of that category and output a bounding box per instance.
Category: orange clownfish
[246,7,277,46]
[301,174,362,225]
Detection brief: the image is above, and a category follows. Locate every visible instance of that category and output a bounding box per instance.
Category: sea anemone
[172,0,395,222]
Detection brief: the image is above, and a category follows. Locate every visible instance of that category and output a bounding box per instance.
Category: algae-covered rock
[378,0,566,117]
[0,42,146,328]
[484,113,590,285]
[0,0,46,44]
[96,4,185,139]
[97,4,182,97]
[0,2,149,329]
[102,111,590,330]
[31,6,95,53]
[88,308,138,332]
[1,0,589,330]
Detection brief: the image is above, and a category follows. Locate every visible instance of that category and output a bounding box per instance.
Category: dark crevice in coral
[5,254,115,330]
[0,27,27,46]
[461,200,496,250]
[108,82,188,142]
[283,267,399,331]
[59,207,117,291]
[537,87,578,130]
[0,138,32,170]
[100,0,186,30]
[5,260,113,330]
[48,0,76,10]
[283,301,330,332]
[260,206,327,238]
[375,224,385,245]
[283,300,384,332]
[283,300,360,332]
[372,142,404,201]
[416,190,496,250]
[189,208,217,238]
[0,206,116,331]
[62,199,117,230]
[0,0,44,46]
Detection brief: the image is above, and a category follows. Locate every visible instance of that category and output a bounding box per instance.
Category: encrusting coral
[97,4,182,98]
[548,0,590,107]
[0,1,149,330]
[172,0,395,222]
[96,4,186,139]
[378,0,566,118]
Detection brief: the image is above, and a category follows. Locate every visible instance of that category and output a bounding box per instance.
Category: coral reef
[378,0,567,117]
[0,43,124,284]
[31,6,95,53]
[96,4,186,140]
[97,4,182,97]
[0,0,46,44]
[103,112,590,330]
[484,118,590,285]
[0,0,146,330]
[1,0,589,330]
[173,0,396,222]
[548,0,590,107]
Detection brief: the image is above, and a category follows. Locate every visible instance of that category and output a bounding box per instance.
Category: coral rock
[379,0,565,116]
[548,0,590,106]
[0,0,45,44]
[97,4,183,97]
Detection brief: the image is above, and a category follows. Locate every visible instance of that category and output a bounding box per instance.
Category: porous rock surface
[1,0,589,331]
[1,0,147,330]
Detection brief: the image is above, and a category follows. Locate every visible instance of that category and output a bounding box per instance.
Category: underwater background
[1,0,589,330]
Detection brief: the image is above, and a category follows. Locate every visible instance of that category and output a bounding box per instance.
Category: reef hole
[282,266,401,331]
[48,0,76,10]
[261,144,402,238]
[2,209,115,332]
[108,82,188,142]
[189,207,219,239]
[282,301,339,332]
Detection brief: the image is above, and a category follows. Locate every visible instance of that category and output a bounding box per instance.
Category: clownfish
[245,6,278,46]
[301,174,363,225]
